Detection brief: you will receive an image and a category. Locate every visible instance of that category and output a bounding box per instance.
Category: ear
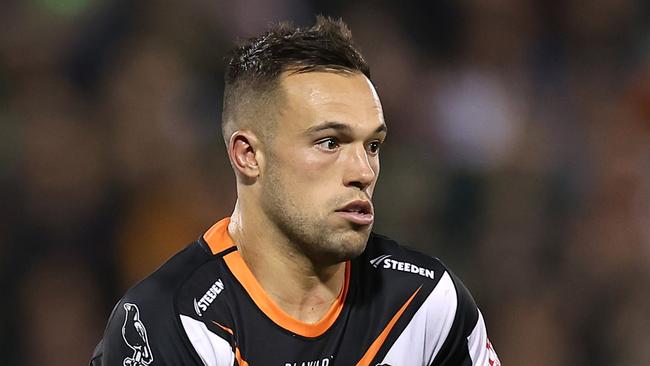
[228,130,263,181]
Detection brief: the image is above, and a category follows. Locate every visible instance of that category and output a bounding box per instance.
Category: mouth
[335,200,374,226]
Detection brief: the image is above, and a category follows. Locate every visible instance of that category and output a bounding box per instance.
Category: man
[91,17,500,366]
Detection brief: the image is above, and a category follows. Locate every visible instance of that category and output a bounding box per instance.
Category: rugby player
[90,16,500,366]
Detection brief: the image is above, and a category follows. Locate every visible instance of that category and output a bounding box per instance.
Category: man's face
[260,71,386,264]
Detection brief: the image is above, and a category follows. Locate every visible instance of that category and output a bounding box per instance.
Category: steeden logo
[370,255,435,280]
[194,278,225,317]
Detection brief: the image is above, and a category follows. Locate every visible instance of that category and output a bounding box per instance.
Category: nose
[343,144,377,191]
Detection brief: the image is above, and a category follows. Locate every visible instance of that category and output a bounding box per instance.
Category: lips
[335,200,374,226]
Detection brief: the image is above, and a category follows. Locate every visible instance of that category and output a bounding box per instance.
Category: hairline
[222,68,368,146]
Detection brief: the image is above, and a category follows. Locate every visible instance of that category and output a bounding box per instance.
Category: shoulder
[364,232,464,299]
[361,233,500,365]
[366,232,480,322]
[115,240,218,322]
[91,241,216,366]
[364,235,479,338]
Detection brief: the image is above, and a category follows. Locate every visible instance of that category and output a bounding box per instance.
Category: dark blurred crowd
[1,0,649,365]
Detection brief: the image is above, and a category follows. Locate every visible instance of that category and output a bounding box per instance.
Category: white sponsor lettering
[285,357,331,366]
[194,278,224,317]
[370,255,435,279]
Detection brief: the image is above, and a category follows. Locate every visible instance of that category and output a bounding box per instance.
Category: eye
[316,138,339,151]
[367,140,382,155]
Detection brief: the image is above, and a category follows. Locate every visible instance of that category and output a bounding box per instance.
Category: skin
[226,71,386,323]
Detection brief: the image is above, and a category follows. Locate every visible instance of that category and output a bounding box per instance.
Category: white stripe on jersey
[379,271,457,365]
[180,314,234,366]
[467,311,500,366]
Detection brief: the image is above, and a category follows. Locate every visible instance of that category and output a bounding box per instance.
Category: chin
[330,229,370,261]
[341,244,367,261]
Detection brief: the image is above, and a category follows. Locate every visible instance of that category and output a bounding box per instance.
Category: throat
[272,292,340,324]
[226,213,350,328]
[259,260,349,324]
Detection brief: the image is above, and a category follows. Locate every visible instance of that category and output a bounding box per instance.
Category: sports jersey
[90,218,500,366]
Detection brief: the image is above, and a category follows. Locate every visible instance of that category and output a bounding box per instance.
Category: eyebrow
[305,121,387,135]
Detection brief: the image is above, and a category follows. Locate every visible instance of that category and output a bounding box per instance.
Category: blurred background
[1,0,649,365]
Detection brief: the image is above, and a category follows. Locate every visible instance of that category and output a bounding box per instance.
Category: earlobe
[228,131,262,180]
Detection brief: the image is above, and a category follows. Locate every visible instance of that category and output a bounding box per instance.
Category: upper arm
[430,271,500,366]
[90,295,204,366]
[466,310,501,366]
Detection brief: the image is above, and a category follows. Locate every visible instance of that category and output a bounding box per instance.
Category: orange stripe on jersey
[235,347,249,366]
[204,217,351,338]
[203,217,236,254]
[212,320,249,366]
[356,286,422,366]
[224,249,350,338]
[212,321,234,336]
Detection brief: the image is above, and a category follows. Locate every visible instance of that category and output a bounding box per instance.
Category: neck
[228,200,347,324]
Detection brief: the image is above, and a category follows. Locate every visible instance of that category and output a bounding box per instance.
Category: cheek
[286,148,337,180]
[270,150,333,195]
[292,156,340,204]
[303,149,334,168]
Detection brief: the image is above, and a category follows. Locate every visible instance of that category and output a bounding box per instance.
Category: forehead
[277,71,384,132]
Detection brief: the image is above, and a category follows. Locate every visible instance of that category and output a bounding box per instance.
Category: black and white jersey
[90,218,500,366]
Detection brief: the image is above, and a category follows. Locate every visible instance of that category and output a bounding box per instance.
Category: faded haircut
[221,16,371,145]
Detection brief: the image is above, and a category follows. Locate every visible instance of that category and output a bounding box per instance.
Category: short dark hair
[221,16,370,144]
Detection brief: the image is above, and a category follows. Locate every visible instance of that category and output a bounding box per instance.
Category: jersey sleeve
[465,309,501,366]
[89,293,203,365]
[430,271,501,366]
